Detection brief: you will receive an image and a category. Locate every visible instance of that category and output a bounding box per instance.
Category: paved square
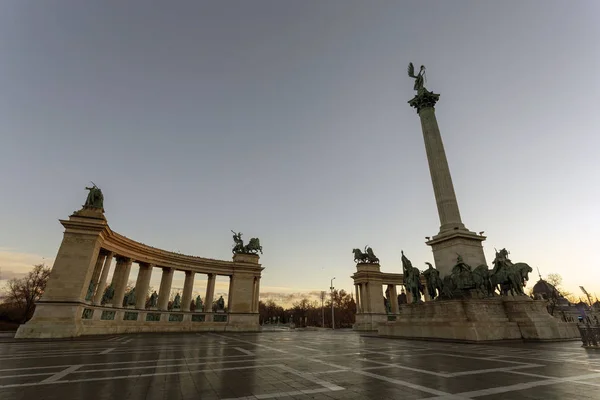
[0,330,598,399]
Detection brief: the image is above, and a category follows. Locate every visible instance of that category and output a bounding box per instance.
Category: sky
[0,1,599,304]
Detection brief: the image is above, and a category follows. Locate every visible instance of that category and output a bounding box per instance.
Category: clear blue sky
[1,1,599,300]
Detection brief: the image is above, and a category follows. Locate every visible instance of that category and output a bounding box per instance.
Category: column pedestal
[426,230,487,277]
[15,208,108,339]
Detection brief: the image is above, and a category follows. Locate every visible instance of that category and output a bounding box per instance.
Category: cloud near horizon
[0,248,54,283]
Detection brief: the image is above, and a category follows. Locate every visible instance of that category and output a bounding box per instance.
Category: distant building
[531,277,594,323]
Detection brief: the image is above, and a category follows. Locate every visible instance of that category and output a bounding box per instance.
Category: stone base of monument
[354,313,388,331]
[377,297,579,342]
[15,303,260,339]
[502,297,580,340]
[15,303,84,339]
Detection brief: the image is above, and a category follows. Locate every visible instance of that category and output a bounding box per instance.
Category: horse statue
[489,248,531,296]
[472,264,494,297]
[401,250,423,303]
[244,238,263,254]
[231,231,263,254]
[422,262,443,300]
[365,246,380,264]
[353,246,381,264]
[352,248,368,263]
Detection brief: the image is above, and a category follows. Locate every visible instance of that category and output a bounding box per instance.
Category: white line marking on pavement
[277,364,344,391]
[291,345,319,352]
[352,369,464,399]
[424,371,600,400]
[0,353,265,373]
[41,365,83,383]
[221,387,335,400]
[359,359,449,377]
[120,338,133,344]
[233,347,254,356]
[0,372,56,380]
[99,348,115,355]
[0,364,281,389]
[447,364,544,377]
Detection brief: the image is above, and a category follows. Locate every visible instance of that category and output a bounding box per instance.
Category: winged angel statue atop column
[407,62,426,93]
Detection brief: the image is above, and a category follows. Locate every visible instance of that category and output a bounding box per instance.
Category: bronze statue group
[356,246,533,305]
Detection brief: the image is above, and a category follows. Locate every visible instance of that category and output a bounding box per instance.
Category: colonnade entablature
[16,185,263,339]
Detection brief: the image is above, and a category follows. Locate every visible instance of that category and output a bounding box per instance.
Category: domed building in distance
[531,275,595,323]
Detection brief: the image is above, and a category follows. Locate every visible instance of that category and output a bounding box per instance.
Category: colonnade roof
[96,225,262,276]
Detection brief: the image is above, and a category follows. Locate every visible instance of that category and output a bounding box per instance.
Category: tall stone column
[112,256,132,308]
[251,276,261,313]
[181,271,195,312]
[134,263,153,309]
[158,267,174,311]
[93,252,114,305]
[389,285,399,314]
[360,284,368,312]
[409,82,487,277]
[205,273,216,313]
[87,252,107,300]
[355,284,361,313]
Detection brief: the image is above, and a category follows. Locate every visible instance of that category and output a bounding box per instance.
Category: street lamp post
[330,277,336,330]
[320,291,326,328]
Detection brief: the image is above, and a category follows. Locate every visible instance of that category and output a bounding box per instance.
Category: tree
[3,264,51,322]
[544,273,573,316]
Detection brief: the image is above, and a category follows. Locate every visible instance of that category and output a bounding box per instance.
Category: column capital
[115,255,131,264]
[408,89,440,113]
[138,262,155,268]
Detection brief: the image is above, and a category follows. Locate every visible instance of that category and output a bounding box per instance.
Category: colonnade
[87,250,259,314]
[354,282,431,315]
[15,195,264,339]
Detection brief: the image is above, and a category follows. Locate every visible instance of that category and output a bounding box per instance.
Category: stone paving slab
[0,331,597,399]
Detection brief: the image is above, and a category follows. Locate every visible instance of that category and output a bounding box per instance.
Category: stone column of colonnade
[88,253,106,300]
[354,284,361,313]
[251,276,261,312]
[158,267,175,311]
[93,251,114,305]
[205,273,216,313]
[134,263,154,309]
[360,283,368,312]
[112,256,133,308]
[181,271,196,312]
[388,284,399,314]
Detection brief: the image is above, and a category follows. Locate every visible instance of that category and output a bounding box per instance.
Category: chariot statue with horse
[231,231,263,255]
[352,246,379,264]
